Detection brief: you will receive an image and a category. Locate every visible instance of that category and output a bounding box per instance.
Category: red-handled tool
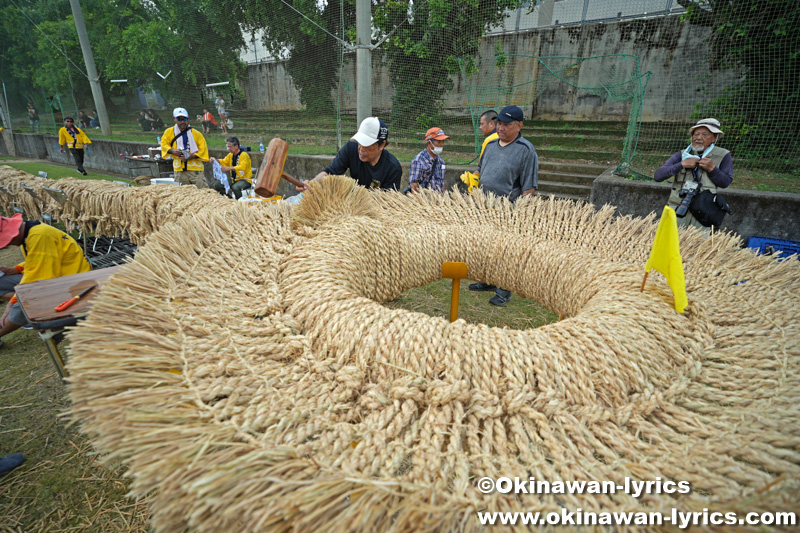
[54,284,96,312]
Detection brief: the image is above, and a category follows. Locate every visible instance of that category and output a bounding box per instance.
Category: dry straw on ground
[7,171,798,531]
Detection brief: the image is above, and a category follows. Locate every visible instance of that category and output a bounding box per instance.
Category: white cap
[351,117,388,147]
[173,107,189,118]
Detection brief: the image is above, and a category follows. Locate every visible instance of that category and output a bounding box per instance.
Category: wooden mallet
[254,138,305,197]
[442,261,468,322]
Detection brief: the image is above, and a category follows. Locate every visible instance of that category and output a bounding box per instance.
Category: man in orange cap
[0,214,90,347]
[409,127,450,193]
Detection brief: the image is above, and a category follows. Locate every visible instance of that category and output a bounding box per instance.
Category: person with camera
[654,118,733,229]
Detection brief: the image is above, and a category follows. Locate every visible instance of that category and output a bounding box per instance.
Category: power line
[7,0,89,79]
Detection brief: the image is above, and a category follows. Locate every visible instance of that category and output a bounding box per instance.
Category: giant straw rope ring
[1,168,798,530]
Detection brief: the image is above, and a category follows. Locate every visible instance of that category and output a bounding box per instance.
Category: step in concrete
[538,170,598,186]
[541,192,590,203]
[537,147,619,161]
[537,180,592,197]
[540,161,608,175]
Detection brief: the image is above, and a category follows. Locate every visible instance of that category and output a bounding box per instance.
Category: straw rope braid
[9,172,794,531]
[0,166,232,243]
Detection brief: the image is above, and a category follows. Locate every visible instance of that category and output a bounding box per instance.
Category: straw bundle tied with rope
[56,175,800,531]
[0,165,232,242]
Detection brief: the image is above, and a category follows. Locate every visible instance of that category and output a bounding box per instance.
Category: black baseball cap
[497,105,524,123]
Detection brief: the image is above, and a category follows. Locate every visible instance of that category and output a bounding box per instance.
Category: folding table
[14,265,122,380]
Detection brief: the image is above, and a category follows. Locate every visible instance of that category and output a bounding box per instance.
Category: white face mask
[430,142,443,155]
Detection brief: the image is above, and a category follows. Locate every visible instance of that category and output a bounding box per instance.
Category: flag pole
[640,271,649,292]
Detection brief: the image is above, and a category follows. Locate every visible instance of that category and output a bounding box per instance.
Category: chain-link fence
[1,0,797,180]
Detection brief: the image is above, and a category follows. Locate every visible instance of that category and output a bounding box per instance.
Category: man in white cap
[654,118,733,228]
[160,108,210,188]
[298,117,402,191]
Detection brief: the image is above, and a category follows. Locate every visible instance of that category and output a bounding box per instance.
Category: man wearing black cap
[299,117,402,191]
[469,105,538,307]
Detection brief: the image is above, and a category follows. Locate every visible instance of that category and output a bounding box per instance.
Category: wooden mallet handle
[254,138,303,197]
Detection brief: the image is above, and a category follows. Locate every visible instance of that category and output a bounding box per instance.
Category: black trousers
[69,148,85,173]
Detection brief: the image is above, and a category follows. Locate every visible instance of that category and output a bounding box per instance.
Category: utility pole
[355,0,372,124]
[68,0,111,134]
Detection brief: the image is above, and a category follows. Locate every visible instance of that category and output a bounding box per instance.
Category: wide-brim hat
[689,118,723,137]
[0,213,23,249]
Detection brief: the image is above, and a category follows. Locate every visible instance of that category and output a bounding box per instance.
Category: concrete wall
[590,168,800,242]
[245,16,736,122]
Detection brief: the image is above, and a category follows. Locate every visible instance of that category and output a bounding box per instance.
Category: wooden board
[14,265,122,324]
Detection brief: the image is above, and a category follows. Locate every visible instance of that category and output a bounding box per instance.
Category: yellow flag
[644,206,688,313]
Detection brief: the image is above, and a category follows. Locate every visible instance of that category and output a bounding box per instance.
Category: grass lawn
[385,279,557,329]
[0,245,150,531]
[0,160,130,183]
[0,235,557,530]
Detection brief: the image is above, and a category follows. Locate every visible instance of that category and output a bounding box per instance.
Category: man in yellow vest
[58,117,91,175]
[211,137,252,199]
[0,214,91,347]
[460,110,500,192]
[160,107,209,188]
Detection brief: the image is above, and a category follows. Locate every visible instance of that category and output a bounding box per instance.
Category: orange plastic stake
[441,262,468,323]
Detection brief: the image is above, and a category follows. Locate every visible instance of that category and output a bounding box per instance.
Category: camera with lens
[675,180,700,218]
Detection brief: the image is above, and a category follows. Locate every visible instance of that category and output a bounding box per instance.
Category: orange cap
[425,127,450,141]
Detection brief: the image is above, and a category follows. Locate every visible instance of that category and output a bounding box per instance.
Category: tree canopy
[0,0,245,113]
[373,0,527,129]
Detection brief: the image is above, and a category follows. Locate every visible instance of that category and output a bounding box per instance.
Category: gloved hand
[459,171,480,194]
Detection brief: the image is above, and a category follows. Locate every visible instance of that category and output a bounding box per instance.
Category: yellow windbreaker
[58,127,91,149]
[480,132,499,161]
[160,126,209,172]
[219,150,253,184]
[17,224,91,284]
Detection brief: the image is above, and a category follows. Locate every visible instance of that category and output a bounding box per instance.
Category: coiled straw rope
[7,170,796,531]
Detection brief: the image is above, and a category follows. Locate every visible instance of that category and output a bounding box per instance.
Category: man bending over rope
[211,137,252,199]
[297,117,402,192]
[0,214,91,348]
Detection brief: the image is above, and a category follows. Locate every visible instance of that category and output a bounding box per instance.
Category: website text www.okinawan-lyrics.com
[474,477,795,528]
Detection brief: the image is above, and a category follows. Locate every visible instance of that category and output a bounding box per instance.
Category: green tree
[0,0,245,117]
[373,0,527,129]
[680,0,800,169]
[215,0,355,113]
